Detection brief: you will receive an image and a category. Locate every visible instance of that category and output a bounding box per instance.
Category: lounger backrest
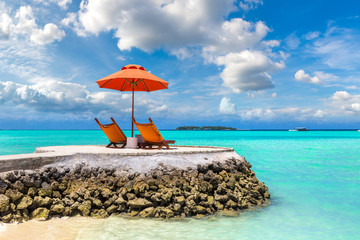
[95,118,127,143]
[133,118,164,142]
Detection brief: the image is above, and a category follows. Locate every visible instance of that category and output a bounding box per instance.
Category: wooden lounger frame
[132,117,175,150]
[95,117,127,148]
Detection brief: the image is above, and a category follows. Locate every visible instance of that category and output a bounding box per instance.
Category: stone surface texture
[0,145,240,174]
[0,145,270,223]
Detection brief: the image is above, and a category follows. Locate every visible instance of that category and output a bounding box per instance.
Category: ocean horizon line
[0,129,359,131]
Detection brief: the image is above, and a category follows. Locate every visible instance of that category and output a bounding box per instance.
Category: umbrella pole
[131,87,134,137]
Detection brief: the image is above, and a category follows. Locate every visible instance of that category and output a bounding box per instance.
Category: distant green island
[176,126,237,130]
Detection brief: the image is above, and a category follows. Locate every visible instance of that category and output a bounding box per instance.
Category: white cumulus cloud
[314,110,326,118]
[295,70,321,84]
[0,79,90,111]
[295,70,338,85]
[217,50,284,92]
[202,18,270,59]
[0,79,168,116]
[72,0,235,51]
[30,23,65,45]
[147,104,168,113]
[14,5,37,35]
[330,91,360,114]
[1,4,65,45]
[313,71,337,82]
[219,97,236,114]
[64,0,285,93]
[331,91,351,100]
[0,10,13,40]
[350,103,360,112]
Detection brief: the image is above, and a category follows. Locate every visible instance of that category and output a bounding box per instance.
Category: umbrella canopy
[96,64,168,137]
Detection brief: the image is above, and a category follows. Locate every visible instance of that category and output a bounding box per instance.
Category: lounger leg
[157,143,165,150]
[139,143,147,149]
[106,142,126,148]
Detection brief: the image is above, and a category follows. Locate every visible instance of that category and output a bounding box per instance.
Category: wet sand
[0,217,106,240]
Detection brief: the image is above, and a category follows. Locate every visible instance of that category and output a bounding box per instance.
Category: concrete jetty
[0,145,242,174]
[0,145,270,223]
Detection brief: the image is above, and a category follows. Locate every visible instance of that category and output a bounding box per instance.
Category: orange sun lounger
[132,117,175,149]
[95,117,127,148]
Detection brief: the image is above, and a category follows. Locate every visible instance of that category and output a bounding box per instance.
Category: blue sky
[0,0,360,129]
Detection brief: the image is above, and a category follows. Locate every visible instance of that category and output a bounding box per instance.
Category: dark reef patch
[0,158,270,223]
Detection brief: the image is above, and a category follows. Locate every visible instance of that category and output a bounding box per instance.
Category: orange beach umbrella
[96,64,168,137]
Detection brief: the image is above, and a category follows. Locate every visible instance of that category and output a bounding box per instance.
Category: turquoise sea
[0,130,359,239]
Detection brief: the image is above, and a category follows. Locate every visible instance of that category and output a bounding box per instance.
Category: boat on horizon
[289,127,309,131]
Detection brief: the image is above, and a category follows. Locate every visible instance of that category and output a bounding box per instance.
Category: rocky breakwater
[0,158,270,223]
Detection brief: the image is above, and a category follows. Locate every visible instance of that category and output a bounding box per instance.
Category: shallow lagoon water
[0,130,359,239]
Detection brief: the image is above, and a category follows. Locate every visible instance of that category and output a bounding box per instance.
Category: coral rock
[78,200,92,216]
[0,194,10,212]
[5,189,23,202]
[138,207,155,218]
[91,209,108,218]
[128,198,153,210]
[17,196,33,210]
[31,207,50,221]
